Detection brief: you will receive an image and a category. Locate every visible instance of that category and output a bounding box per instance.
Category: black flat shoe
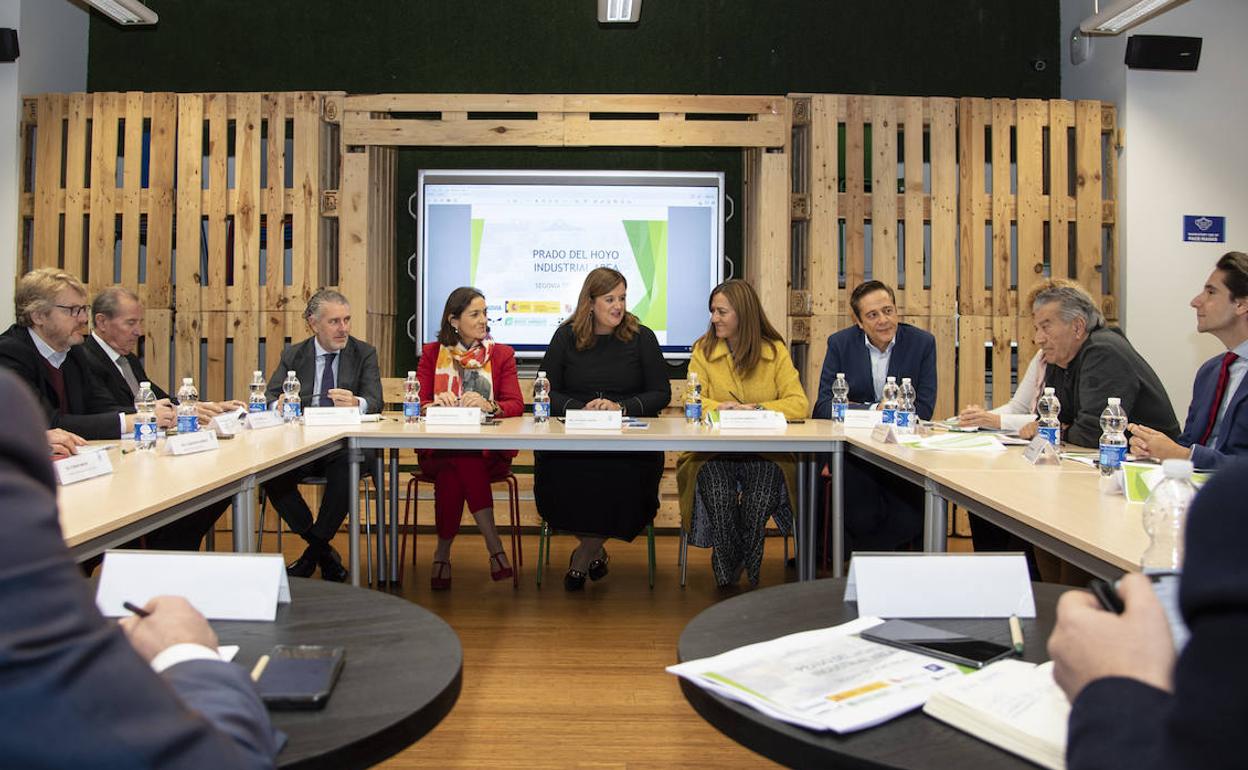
[318,546,348,583]
[286,545,318,578]
[587,549,610,581]
[564,555,587,591]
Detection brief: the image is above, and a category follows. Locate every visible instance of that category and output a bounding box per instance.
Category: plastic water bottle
[880,376,899,425]
[248,370,267,413]
[684,371,703,424]
[403,370,421,424]
[1037,387,1061,447]
[896,377,917,434]
[532,371,550,424]
[1141,459,1197,572]
[830,372,849,424]
[133,381,158,450]
[281,370,302,422]
[175,378,199,434]
[1098,397,1128,486]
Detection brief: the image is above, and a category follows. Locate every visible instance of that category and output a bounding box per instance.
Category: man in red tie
[1130,252,1248,469]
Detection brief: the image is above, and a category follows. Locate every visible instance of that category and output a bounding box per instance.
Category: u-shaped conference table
[59,417,1145,585]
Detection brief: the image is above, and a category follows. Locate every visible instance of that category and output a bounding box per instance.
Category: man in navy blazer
[261,289,382,581]
[813,280,937,551]
[1049,456,1248,770]
[0,369,281,768]
[1128,252,1248,470]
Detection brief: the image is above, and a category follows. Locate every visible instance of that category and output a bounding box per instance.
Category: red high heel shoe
[430,560,451,590]
[489,551,514,582]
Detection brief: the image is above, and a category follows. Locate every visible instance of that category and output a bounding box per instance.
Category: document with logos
[667,617,963,733]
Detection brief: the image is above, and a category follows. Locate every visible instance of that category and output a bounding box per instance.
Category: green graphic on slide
[469,219,485,285]
[623,220,668,331]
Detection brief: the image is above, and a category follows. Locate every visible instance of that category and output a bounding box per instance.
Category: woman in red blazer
[417,287,524,590]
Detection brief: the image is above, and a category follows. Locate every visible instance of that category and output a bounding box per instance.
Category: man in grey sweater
[1028,284,1180,448]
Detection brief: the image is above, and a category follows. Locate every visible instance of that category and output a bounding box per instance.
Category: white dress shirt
[312,339,367,412]
[92,330,131,378]
[865,333,896,402]
[990,350,1045,432]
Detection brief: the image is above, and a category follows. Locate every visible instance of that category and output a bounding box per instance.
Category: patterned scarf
[434,338,495,401]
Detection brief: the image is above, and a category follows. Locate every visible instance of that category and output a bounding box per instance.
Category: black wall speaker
[1125,35,1202,71]
[0,29,18,63]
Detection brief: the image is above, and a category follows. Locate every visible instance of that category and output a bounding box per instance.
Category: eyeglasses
[54,304,89,318]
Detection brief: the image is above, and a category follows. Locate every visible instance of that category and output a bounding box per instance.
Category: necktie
[116,355,141,398]
[319,352,337,407]
[1198,351,1238,446]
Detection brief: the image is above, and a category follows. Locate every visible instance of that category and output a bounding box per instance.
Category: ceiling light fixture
[597,0,641,24]
[83,0,159,26]
[1079,0,1188,35]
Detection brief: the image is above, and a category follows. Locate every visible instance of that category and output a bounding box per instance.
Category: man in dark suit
[1128,252,1248,470]
[0,268,174,440]
[1049,457,1248,770]
[81,285,246,551]
[262,289,382,581]
[1027,282,1180,447]
[0,368,281,768]
[812,280,937,551]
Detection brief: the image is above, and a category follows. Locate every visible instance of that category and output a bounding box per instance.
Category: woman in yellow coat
[676,279,809,586]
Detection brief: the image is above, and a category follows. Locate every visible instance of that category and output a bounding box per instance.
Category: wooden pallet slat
[145,93,177,309]
[32,95,64,269]
[175,93,205,384]
[870,97,898,290]
[901,97,927,318]
[1074,100,1103,304]
[928,98,958,316]
[119,91,144,289]
[232,94,263,397]
[291,92,320,309]
[958,98,988,316]
[204,93,229,313]
[991,99,1015,318]
[1049,100,1074,281]
[843,96,866,295]
[87,91,119,292]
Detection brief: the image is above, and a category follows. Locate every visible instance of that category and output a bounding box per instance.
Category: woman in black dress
[534,267,671,591]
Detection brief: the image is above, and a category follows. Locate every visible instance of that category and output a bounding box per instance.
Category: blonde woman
[676,279,808,587]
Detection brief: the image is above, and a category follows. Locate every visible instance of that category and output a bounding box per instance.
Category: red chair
[399,470,524,588]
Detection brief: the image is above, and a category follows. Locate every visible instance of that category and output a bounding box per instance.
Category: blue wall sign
[1183,215,1226,243]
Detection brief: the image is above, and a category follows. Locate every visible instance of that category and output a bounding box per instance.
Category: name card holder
[96,551,290,622]
[303,406,363,426]
[564,409,623,430]
[164,430,220,456]
[1022,435,1061,465]
[54,450,114,485]
[210,410,245,437]
[845,552,1036,618]
[871,423,900,443]
[424,406,483,426]
[245,410,284,430]
[717,410,786,430]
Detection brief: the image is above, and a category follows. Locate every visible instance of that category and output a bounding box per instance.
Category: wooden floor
[272,528,976,769]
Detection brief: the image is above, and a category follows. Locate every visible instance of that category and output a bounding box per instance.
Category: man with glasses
[0,268,173,440]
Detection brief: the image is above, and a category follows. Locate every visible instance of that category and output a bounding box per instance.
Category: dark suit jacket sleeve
[354,340,383,414]
[264,346,295,404]
[1068,459,1248,769]
[1181,363,1248,471]
[0,370,280,769]
[1068,343,1140,447]
[914,330,937,421]
[492,345,525,418]
[812,335,841,420]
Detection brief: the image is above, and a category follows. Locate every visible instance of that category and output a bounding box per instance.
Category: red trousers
[417,451,512,540]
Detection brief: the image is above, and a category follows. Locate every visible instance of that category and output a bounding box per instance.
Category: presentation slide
[419,172,723,357]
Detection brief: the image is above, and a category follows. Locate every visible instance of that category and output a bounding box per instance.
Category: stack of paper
[668,618,963,733]
[901,432,1007,452]
[923,659,1069,770]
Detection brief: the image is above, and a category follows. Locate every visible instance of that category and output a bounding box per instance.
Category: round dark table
[677,578,1065,769]
[214,578,462,769]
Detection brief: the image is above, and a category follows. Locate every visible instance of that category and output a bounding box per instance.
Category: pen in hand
[123,601,151,618]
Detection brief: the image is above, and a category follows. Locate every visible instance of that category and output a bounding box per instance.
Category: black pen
[123,601,150,617]
[729,391,743,403]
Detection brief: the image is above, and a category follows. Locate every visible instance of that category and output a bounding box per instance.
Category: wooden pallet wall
[18,92,342,401]
[788,95,1118,418]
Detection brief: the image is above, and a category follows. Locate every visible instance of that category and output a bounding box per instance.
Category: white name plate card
[97,551,290,622]
[717,410,786,430]
[303,406,363,426]
[54,449,114,485]
[564,409,623,430]
[164,430,220,456]
[210,409,246,437]
[245,410,285,430]
[1022,435,1061,465]
[871,423,900,443]
[424,406,483,425]
[845,553,1036,618]
[844,409,884,429]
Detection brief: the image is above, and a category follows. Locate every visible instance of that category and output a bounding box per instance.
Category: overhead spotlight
[1079,0,1188,35]
[83,0,159,26]
[598,0,641,24]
